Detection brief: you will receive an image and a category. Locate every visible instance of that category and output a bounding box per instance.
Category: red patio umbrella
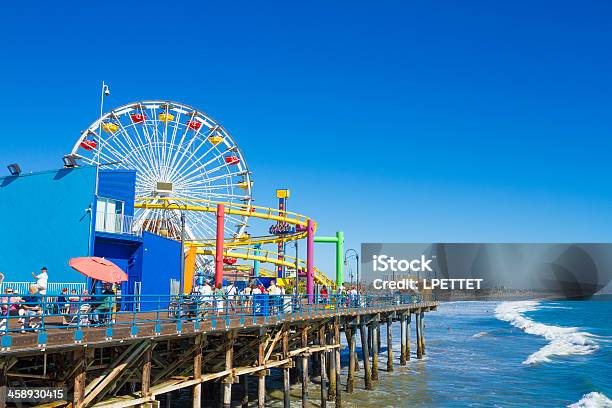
[69,257,128,284]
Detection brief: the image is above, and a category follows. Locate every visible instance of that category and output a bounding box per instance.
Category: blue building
[0,166,181,307]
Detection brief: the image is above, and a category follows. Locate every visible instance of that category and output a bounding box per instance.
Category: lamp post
[344,249,359,290]
[294,239,299,296]
[96,81,110,164]
[164,203,186,294]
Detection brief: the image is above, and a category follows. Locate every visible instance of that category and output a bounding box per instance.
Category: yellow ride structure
[134,197,336,290]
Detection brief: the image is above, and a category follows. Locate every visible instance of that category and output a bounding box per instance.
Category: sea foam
[494,301,598,365]
[568,392,612,408]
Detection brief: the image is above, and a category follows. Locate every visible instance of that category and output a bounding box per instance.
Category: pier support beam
[346,327,355,393]
[359,321,373,390]
[416,312,423,359]
[142,346,152,400]
[193,335,203,408]
[282,330,291,408]
[73,348,87,407]
[399,314,406,365]
[319,326,327,408]
[334,320,342,407]
[420,311,426,355]
[327,326,336,402]
[258,331,266,408]
[387,318,394,372]
[371,318,379,381]
[406,313,411,361]
[301,327,309,408]
[223,335,234,408]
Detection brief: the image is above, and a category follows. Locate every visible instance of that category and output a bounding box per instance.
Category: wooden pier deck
[0,299,438,408]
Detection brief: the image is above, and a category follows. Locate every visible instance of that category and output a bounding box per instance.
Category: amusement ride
[67,100,339,293]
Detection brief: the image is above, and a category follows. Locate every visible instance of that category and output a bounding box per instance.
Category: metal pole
[215,204,225,288]
[96,81,106,164]
[355,251,359,290]
[179,212,185,294]
[253,244,261,277]
[99,81,106,119]
[307,219,314,303]
[336,231,344,288]
[295,240,299,296]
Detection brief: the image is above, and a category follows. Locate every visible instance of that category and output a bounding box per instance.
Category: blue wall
[140,232,181,300]
[0,166,96,285]
[93,234,142,296]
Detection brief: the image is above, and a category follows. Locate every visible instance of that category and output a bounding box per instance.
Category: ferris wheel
[69,100,253,241]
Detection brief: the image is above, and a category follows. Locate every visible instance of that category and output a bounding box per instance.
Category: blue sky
[1,1,612,278]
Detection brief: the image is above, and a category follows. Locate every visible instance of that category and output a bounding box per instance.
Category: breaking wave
[568,392,612,408]
[494,301,598,365]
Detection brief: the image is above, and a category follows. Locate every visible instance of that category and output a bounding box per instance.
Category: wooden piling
[301,327,309,408]
[193,336,203,408]
[346,327,355,393]
[420,311,426,355]
[223,335,234,408]
[282,330,291,408]
[142,347,152,399]
[406,313,411,361]
[367,324,373,356]
[377,321,382,352]
[327,326,336,402]
[345,327,359,372]
[371,319,379,381]
[73,348,87,407]
[399,314,406,365]
[416,312,423,359]
[334,320,342,407]
[359,321,373,390]
[387,318,394,372]
[258,331,266,408]
[318,326,327,408]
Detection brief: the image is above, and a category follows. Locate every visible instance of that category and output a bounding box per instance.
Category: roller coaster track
[134,197,336,288]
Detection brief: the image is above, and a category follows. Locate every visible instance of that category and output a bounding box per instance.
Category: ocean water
[268,295,612,408]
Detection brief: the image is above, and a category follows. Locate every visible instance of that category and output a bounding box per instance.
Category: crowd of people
[187,279,366,318]
[0,266,371,332]
[190,278,294,316]
[0,268,117,332]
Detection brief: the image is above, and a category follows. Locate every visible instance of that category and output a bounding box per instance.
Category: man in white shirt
[198,280,213,308]
[348,286,358,307]
[32,267,48,296]
[268,280,281,295]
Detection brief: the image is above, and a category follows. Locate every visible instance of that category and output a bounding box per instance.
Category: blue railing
[0,292,425,349]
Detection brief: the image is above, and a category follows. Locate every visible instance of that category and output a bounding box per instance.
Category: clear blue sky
[1,1,612,278]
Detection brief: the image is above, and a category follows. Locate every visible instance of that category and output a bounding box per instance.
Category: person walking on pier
[349,285,358,307]
[197,280,213,313]
[268,280,281,313]
[321,285,329,306]
[225,281,238,313]
[214,283,225,316]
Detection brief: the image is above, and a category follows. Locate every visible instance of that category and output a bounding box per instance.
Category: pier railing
[0,293,426,348]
